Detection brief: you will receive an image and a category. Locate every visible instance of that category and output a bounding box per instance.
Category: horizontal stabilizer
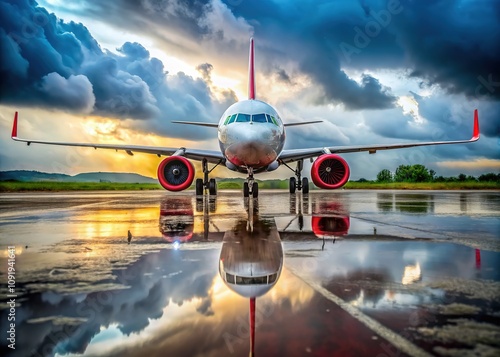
[171,121,219,128]
[284,120,322,127]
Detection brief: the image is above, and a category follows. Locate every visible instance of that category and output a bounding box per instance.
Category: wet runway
[0,190,499,357]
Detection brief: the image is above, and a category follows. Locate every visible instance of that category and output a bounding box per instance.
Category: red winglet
[11,112,18,138]
[248,38,255,100]
[472,109,480,140]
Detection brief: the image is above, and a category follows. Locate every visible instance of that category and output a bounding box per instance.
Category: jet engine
[311,154,350,189]
[157,156,195,191]
[159,197,194,242]
[312,216,350,238]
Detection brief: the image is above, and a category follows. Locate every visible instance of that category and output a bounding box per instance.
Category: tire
[289,177,296,194]
[195,178,203,195]
[252,182,259,198]
[209,178,217,195]
[302,177,309,194]
[243,182,250,197]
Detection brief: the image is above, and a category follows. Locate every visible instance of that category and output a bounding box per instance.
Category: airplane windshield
[252,114,267,123]
[224,271,277,285]
[223,113,280,126]
[236,113,251,122]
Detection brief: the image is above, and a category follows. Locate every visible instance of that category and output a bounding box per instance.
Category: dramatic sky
[0,0,499,180]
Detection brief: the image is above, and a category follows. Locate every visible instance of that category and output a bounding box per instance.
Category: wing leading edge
[11,112,224,164]
[278,109,480,163]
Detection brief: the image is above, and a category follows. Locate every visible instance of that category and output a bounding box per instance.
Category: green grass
[344,181,499,190]
[0,181,162,192]
[1,180,498,192]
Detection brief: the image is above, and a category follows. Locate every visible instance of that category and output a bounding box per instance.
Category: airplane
[11,38,480,198]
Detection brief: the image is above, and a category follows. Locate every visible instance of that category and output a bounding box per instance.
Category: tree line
[374,164,499,183]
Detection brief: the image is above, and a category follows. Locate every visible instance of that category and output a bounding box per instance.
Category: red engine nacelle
[311,154,350,189]
[157,156,195,191]
[312,216,350,238]
[159,197,194,242]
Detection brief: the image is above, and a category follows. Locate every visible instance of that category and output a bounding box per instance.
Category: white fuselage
[218,99,285,172]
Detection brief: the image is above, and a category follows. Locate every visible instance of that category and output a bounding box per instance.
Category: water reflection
[377,193,435,213]
[159,196,194,242]
[1,192,499,357]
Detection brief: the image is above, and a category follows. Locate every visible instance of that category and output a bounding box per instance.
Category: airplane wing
[278,109,480,163]
[10,112,225,164]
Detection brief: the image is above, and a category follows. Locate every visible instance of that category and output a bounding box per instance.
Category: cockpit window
[236,113,251,122]
[252,113,267,123]
[224,115,231,125]
[236,275,268,285]
[226,273,236,284]
[267,114,278,126]
[227,114,237,124]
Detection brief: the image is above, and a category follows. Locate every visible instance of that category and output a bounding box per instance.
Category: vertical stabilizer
[249,297,255,356]
[248,38,255,100]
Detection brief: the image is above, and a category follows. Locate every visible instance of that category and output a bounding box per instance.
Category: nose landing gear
[243,168,259,198]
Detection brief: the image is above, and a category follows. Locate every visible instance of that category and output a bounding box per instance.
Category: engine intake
[157,156,195,191]
[311,154,350,189]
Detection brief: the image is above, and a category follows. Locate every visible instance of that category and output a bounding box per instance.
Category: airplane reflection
[282,194,350,250]
[159,196,194,242]
[158,194,350,356]
[158,194,351,245]
[219,199,282,356]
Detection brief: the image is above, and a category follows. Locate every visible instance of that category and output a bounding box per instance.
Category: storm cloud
[227,0,500,101]
[0,0,498,178]
[0,0,234,140]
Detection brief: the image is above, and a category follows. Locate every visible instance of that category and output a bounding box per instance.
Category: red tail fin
[248,38,255,100]
[250,297,255,356]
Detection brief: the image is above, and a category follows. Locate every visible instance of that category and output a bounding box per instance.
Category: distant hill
[0,170,157,183]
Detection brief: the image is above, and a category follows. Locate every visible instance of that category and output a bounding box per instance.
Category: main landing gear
[284,159,309,194]
[243,168,259,198]
[195,158,220,196]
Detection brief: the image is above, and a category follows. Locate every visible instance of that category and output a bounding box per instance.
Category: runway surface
[0,190,499,357]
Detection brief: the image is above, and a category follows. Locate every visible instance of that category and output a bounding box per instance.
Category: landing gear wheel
[243,182,250,197]
[208,178,217,195]
[252,182,259,198]
[302,177,309,194]
[289,177,296,194]
[195,178,203,196]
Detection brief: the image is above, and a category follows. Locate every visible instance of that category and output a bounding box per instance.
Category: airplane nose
[222,124,281,167]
